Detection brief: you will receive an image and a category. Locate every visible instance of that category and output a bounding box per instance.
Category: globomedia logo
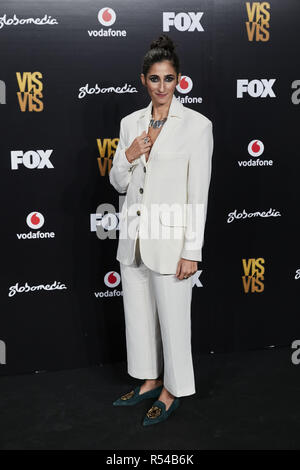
[175,75,202,104]
[0,13,58,30]
[227,208,281,223]
[88,7,127,37]
[237,139,273,167]
[16,212,55,240]
[78,82,137,99]
[8,281,67,297]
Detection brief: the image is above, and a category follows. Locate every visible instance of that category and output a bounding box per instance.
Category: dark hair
[142,34,180,77]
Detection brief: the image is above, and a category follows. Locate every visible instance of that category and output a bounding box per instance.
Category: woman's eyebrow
[149,74,175,77]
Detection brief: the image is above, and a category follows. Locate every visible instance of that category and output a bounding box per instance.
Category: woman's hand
[176,258,197,280]
[125,131,152,163]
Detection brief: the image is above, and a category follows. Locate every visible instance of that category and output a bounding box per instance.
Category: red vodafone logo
[248,139,264,157]
[104,271,121,288]
[26,212,44,229]
[98,7,116,26]
[176,75,193,94]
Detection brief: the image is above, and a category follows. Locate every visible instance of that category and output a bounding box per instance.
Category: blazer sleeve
[109,117,139,194]
[180,120,214,262]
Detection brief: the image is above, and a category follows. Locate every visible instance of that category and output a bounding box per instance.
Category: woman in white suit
[110,34,214,426]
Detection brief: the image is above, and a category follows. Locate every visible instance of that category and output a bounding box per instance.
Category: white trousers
[119,235,196,397]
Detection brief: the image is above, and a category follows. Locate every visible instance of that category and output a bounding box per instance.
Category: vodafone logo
[26,212,44,229]
[98,7,116,26]
[104,271,121,288]
[16,212,55,240]
[248,140,264,157]
[237,139,273,167]
[88,7,126,38]
[94,270,123,298]
[176,76,193,94]
[175,75,202,104]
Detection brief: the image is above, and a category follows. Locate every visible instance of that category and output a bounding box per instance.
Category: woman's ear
[140,73,146,86]
[177,73,182,85]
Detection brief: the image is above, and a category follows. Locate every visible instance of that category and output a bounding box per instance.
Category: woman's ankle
[142,378,163,389]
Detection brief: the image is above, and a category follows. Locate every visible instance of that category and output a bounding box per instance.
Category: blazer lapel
[137,99,152,166]
[137,95,184,166]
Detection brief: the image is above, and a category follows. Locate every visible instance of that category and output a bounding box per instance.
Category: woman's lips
[156,93,167,97]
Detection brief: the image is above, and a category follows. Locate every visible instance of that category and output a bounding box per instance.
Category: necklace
[149,117,167,129]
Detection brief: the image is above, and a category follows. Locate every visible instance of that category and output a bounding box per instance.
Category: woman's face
[141,60,181,106]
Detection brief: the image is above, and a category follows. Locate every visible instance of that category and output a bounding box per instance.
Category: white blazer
[109,94,214,274]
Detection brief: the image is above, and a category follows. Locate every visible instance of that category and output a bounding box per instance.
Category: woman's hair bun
[142,33,179,76]
[150,34,175,53]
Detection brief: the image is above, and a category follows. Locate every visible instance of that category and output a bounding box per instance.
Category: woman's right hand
[125,131,152,163]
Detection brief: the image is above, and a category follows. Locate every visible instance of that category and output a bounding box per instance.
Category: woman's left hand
[176,258,198,280]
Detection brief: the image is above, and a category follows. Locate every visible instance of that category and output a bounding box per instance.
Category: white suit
[109,95,214,397]
[109,95,214,274]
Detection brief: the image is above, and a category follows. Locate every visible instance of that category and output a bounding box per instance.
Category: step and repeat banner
[1,0,299,375]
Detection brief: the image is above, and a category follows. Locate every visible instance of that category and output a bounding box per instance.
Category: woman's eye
[149,76,175,82]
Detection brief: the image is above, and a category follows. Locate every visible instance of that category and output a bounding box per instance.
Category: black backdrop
[1,0,299,376]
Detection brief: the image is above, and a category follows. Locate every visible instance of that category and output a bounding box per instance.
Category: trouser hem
[128,369,196,397]
[164,385,196,398]
[128,368,162,380]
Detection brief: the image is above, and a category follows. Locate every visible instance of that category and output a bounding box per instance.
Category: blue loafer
[113,384,163,406]
[142,398,180,426]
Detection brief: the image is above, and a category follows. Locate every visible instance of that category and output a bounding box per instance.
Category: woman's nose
[158,81,165,92]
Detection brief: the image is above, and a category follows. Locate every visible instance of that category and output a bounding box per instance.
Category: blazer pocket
[159,209,187,227]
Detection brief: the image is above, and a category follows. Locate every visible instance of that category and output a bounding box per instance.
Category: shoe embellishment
[146,405,162,418]
[120,390,135,401]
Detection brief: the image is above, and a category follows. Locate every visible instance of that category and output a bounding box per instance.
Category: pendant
[149,118,167,129]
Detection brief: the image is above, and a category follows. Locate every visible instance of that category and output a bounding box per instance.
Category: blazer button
[139,188,143,194]
[143,167,146,173]
[137,210,141,216]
